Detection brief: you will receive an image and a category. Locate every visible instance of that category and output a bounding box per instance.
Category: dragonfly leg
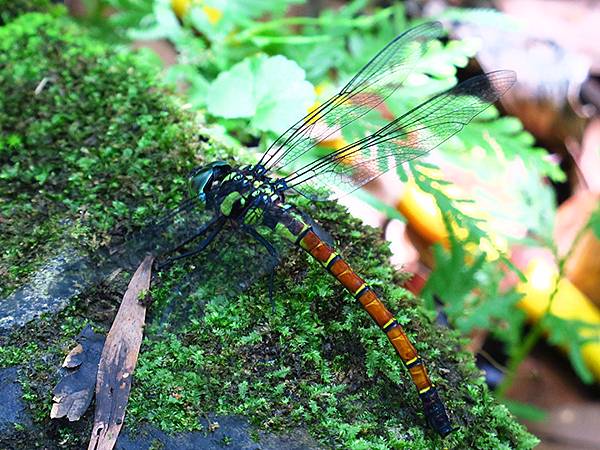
[154,197,197,228]
[162,215,222,255]
[157,216,226,269]
[241,224,280,310]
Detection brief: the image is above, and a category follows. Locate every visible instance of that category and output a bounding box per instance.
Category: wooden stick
[88,255,154,450]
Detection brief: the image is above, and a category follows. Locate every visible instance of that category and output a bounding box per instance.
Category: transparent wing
[256,21,444,172]
[149,222,285,333]
[282,71,517,200]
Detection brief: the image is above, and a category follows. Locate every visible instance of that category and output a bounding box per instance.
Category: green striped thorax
[188,162,288,226]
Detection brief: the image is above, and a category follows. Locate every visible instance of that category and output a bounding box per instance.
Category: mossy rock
[0,0,60,25]
[0,12,538,449]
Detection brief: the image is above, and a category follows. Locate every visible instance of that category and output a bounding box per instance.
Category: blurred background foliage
[19,0,600,446]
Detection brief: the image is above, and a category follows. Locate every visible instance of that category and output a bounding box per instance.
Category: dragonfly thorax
[190,162,286,223]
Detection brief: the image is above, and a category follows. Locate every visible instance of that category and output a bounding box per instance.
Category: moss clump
[0,0,59,25]
[0,12,232,296]
[0,12,538,449]
[127,200,538,449]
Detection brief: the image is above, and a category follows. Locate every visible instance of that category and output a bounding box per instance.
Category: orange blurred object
[568,230,600,307]
[395,178,508,263]
[395,177,600,381]
[555,191,600,306]
[396,179,448,247]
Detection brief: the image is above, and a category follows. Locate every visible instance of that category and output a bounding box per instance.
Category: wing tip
[457,70,517,100]
[397,21,445,42]
[485,69,518,93]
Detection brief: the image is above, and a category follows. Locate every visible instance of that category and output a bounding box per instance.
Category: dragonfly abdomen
[281,211,453,437]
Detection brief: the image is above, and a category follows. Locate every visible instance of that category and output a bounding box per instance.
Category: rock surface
[0,367,31,431]
[0,380,318,450]
[0,250,98,333]
[118,417,319,450]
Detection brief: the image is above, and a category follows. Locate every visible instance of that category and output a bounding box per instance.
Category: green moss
[126,203,538,449]
[0,342,40,367]
[0,12,538,449]
[0,0,60,24]
[0,12,231,296]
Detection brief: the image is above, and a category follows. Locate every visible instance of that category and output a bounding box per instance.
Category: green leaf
[542,314,599,384]
[421,236,485,312]
[125,0,183,41]
[208,0,303,22]
[206,57,258,118]
[409,162,487,242]
[589,204,600,239]
[420,212,525,350]
[284,40,347,82]
[502,399,547,422]
[166,64,211,108]
[206,54,314,134]
[189,0,304,42]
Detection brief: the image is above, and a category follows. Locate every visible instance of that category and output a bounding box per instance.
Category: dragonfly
[157,21,516,437]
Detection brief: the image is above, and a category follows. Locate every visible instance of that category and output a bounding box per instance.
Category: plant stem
[231,9,393,44]
[496,222,591,398]
[496,319,545,398]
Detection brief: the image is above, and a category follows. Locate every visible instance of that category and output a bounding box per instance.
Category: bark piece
[50,324,105,421]
[88,255,154,450]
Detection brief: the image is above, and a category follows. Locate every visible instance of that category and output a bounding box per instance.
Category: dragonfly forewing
[258,22,445,174]
[283,70,516,200]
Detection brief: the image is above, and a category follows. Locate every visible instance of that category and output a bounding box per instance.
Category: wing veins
[284,70,517,197]
[256,22,445,171]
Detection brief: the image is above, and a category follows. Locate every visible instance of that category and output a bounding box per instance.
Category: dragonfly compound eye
[189,167,214,201]
[188,161,232,201]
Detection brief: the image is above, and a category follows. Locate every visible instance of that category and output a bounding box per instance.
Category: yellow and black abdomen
[281,211,453,437]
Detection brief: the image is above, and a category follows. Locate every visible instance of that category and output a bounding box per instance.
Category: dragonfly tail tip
[420,387,454,438]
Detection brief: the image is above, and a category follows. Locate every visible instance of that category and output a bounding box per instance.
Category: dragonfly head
[189,161,232,203]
